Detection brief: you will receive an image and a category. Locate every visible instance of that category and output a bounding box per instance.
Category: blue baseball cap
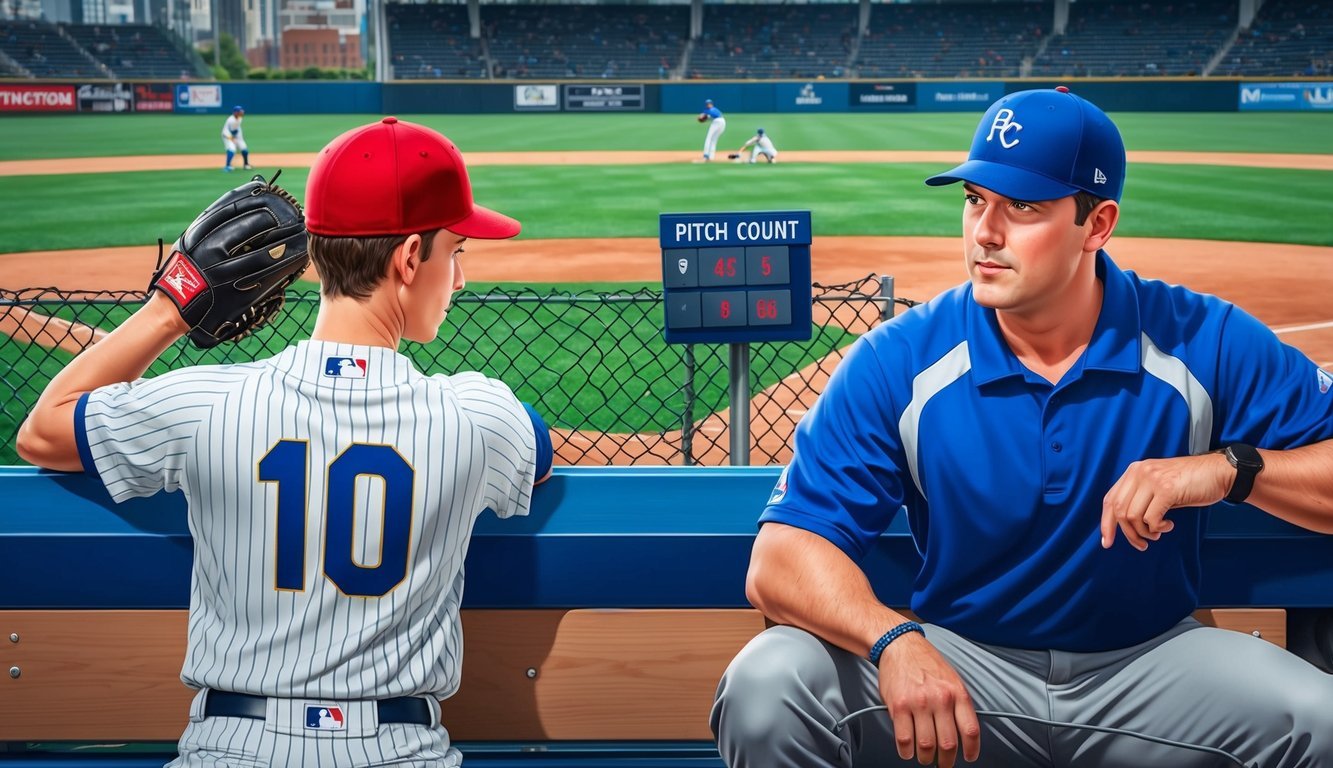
[232,105,244,112]
[926,87,1125,202]
[705,98,713,105]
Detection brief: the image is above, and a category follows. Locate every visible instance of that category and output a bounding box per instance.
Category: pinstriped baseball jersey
[76,339,537,703]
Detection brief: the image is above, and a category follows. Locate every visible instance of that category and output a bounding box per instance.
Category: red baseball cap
[305,117,520,239]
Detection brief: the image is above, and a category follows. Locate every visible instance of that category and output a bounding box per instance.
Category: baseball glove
[727,153,742,160]
[697,114,708,123]
[150,171,309,349]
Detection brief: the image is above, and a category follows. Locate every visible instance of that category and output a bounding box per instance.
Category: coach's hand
[878,633,981,767]
[1100,453,1233,550]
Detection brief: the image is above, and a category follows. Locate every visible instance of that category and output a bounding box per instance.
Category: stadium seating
[0,19,104,78]
[484,4,687,80]
[386,3,486,80]
[856,1,1046,79]
[689,4,857,80]
[63,24,198,79]
[1029,0,1237,77]
[1215,0,1333,76]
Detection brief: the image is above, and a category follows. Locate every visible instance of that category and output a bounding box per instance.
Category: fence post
[729,342,750,466]
[879,275,896,321]
[681,344,695,466]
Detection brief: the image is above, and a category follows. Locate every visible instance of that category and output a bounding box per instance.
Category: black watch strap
[1223,444,1263,504]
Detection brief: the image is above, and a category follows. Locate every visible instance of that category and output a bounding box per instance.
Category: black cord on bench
[833,705,1249,767]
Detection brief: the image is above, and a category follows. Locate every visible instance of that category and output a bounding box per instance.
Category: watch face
[1227,444,1263,471]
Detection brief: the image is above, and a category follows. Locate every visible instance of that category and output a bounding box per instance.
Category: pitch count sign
[660,211,812,343]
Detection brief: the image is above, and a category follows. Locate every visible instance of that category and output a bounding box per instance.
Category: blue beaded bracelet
[868,621,924,665]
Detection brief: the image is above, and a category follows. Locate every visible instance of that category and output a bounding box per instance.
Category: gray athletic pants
[711,618,1333,767]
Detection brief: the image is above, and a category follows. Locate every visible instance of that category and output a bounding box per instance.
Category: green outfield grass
[2,111,1333,158]
[1,161,1330,252]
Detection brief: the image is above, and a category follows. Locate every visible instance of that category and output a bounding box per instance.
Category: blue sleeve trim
[74,392,98,479]
[523,402,553,480]
[758,507,867,563]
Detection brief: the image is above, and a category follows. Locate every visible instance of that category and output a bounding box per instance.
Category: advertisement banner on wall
[175,83,223,112]
[1238,82,1333,111]
[919,81,1004,112]
[133,83,175,112]
[774,81,848,112]
[0,84,76,112]
[564,84,644,111]
[78,82,133,113]
[514,84,559,111]
[850,82,916,111]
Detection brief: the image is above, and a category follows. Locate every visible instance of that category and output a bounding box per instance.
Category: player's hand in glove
[150,171,309,349]
[697,114,708,123]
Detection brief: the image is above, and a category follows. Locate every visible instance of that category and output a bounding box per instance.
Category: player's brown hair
[1073,191,1109,226]
[308,230,440,300]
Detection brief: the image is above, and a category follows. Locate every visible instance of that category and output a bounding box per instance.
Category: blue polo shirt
[761,251,1333,651]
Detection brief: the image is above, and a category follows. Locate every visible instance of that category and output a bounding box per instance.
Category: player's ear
[393,234,424,287]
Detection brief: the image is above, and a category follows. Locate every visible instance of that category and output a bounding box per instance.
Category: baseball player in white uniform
[700,98,726,162]
[738,128,778,164]
[17,116,554,766]
[222,105,251,172]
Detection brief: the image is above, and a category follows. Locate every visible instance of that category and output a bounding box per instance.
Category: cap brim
[446,204,521,240]
[925,159,1080,202]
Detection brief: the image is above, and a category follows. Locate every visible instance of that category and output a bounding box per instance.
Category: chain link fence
[0,279,916,467]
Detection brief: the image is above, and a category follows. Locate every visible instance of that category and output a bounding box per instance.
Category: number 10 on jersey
[258,440,414,597]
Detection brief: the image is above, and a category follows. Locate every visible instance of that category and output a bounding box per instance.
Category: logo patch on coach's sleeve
[323,357,367,379]
[1318,368,1331,394]
[304,704,345,730]
[769,465,790,504]
[156,252,206,306]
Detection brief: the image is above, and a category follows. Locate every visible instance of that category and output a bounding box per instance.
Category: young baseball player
[699,98,726,162]
[221,105,251,172]
[712,88,1333,767]
[18,117,554,766]
[737,128,777,164]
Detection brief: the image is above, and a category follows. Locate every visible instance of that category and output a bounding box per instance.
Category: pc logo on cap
[306,117,520,239]
[925,87,1126,203]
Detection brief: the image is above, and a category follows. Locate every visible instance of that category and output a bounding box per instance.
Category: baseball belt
[204,689,434,726]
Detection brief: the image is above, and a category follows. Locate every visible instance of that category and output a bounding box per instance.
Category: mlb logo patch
[1318,368,1332,395]
[305,704,345,730]
[324,357,367,379]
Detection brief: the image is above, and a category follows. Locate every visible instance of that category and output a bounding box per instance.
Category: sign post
[659,211,813,465]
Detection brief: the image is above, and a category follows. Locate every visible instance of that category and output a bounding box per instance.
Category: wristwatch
[1223,444,1264,504]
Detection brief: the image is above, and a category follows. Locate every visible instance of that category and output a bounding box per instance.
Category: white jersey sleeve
[447,372,537,518]
[77,367,221,502]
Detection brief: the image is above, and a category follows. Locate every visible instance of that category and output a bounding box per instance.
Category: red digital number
[720,300,731,319]
[714,257,737,278]
[761,255,772,276]
[756,299,778,319]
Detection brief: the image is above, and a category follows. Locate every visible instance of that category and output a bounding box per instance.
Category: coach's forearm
[747,522,911,658]
[17,293,188,471]
[1250,440,1333,534]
